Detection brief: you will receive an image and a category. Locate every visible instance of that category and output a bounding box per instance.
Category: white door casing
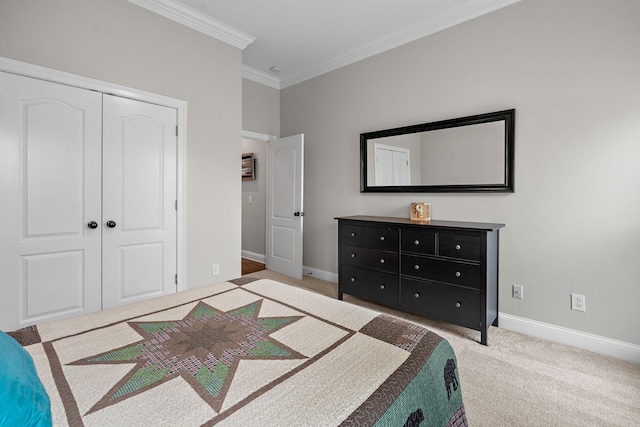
[102,95,178,309]
[0,71,103,329]
[266,134,304,280]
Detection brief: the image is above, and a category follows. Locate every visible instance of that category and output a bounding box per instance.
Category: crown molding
[129,0,520,89]
[127,0,255,49]
[241,130,276,142]
[280,0,521,88]
[242,65,281,90]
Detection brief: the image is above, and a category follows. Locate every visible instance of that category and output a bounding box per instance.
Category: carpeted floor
[244,269,640,426]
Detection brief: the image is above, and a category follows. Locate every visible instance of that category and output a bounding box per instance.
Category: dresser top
[335,215,504,231]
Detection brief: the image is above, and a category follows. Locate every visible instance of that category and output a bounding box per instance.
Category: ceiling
[129,0,520,89]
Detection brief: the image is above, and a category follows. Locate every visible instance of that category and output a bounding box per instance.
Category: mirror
[360,109,515,192]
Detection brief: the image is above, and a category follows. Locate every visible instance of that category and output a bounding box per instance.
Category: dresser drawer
[340,224,367,246]
[401,255,481,289]
[367,226,399,251]
[340,265,399,305]
[342,245,398,273]
[401,229,436,255]
[438,232,483,261]
[400,278,481,328]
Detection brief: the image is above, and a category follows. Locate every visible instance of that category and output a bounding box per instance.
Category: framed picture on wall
[242,153,255,180]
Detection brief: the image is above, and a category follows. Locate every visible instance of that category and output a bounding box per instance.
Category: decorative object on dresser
[410,202,431,221]
[335,215,504,345]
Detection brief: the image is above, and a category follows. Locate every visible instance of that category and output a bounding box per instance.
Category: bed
[4,278,467,426]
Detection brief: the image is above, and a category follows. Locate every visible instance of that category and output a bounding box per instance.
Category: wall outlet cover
[512,284,523,299]
[571,294,585,311]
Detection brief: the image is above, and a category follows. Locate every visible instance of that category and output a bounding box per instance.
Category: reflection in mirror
[361,109,515,193]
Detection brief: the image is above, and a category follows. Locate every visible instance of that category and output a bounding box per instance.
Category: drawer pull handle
[379,236,385,241]
[351,232,356,237]
[455,244,461,250]
[379,259,385,264]
[455,302,461,308]
[351,253,356,258]
[350,277,356,282]
[379,284,385,290]
[414,265,420,270]
[414,292,420,298]
[414,240,420,245]
[455,271,461,277]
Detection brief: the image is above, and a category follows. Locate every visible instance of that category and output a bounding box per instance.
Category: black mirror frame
[360,109,515,193]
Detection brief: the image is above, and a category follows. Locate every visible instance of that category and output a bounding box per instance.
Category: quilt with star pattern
[9,278,467,426]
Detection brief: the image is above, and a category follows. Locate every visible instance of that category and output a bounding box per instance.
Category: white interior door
[102,95,178,309]
[0,71,103,330]
[392,150,411,185]
[266,134,304,280]
[375,146,394,185]
[374,143,411,185]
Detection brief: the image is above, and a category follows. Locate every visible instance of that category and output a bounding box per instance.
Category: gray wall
[281,0,640,345]
[0,0,243,287]
[421,122,504,185]
[241,79,280,258]
[243,79,280,137]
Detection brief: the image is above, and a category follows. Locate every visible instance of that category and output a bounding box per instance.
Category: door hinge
[175,274,178,285]
[175,200,178,211]
[176,125,178,137]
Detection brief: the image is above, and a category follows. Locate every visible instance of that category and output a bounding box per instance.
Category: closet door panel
[0,71,102,330]
[102,95,177,309]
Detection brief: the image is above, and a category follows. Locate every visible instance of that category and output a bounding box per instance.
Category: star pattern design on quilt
[69,299,305,414]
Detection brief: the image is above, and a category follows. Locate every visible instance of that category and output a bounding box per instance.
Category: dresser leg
[338,290,343,300]
[480,329,488,346]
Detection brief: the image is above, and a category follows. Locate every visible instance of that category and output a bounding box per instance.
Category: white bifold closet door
[101,94,177,310]
[0,72,177,331]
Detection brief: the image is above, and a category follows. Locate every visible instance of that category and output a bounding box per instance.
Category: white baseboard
[293,272,639,364]
[241,250,265,264]
[499,312,640,364]
[246,258,640,364]
[302,265,338,284]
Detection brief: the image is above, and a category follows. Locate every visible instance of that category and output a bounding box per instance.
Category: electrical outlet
[212,263,220,276]
[512,284,523,299]
[571,294,585,311]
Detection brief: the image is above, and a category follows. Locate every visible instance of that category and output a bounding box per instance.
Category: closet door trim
[0,56,188,291]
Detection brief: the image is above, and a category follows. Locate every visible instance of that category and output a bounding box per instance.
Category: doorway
[241,131,271,265]
[241,131,304,279]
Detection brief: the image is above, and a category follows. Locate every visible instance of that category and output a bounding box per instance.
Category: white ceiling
[130,0,520,89]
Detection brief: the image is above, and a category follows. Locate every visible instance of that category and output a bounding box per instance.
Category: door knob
[87,221,98,229]
[106,220,116,228]
[294,211,305,217]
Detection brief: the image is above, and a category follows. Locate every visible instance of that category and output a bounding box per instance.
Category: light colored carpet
[245,270,640,426]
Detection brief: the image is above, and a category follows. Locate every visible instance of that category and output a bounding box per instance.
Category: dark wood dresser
[335,215,504,345]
